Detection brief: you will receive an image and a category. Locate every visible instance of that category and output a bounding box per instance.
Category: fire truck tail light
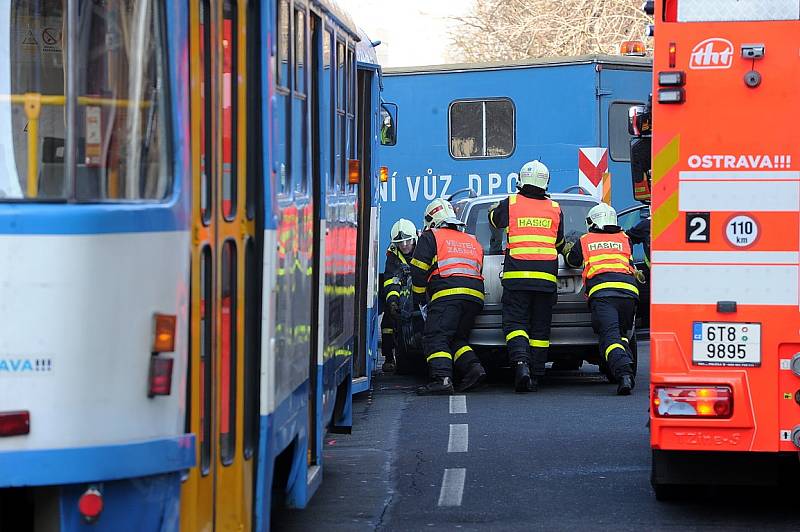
[658,88,685,104]
[658,71,685,87]
[669,42,677,68]
[0,411,30,437]
[653,386,733,418]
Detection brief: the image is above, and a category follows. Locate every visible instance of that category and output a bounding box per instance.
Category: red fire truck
[635,0,800,498]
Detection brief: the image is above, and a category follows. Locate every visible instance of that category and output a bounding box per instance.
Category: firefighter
[411,198,487,395]
[488,160,565,392]
[564,203,642,395]
[381,218,418,373]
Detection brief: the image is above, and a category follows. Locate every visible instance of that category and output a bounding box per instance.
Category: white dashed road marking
[447,424,469,453]
[449,395,467,414]
[437,468,466,507]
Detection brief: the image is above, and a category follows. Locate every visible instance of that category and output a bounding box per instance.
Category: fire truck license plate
[692,322,761,367]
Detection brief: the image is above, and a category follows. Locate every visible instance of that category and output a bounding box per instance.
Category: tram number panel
[692,322,761,367]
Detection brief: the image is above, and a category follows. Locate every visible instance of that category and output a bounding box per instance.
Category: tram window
[608,101,642,162]
[335,39,346,190]
[346,47,355,190]
[346,48,354,115]
[1,0,171,201]
[220,240,237,466]
[222,0,238,220]
[323,29,331,70]
[294,9,305,96]
[292,8,307,195]
[200,246,213,476]
[449,98,515,159]
[277,0,290,89]
[336,41,345,111]
[201,0,213,223]
[323,29,334,189]
[243,239,258,460]
[245,0,260,220]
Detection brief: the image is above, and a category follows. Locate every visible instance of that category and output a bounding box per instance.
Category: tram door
[182,1,257,530]
[353,68,374,380]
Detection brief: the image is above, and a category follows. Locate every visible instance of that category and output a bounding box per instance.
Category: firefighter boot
[382,355,396,373]
[514,362,533,393]
[457,363,486,393]
[616,364,635,395]
[617,374,634,396]
[417,377,455,396]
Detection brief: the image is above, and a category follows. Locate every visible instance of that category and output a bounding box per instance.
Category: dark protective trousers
[381,312,395,358]
[590,296,637,379]
[501,289,557,376]
[423,299,483,380]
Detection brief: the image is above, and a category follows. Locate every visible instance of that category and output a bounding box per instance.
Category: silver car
[454,193,601,370]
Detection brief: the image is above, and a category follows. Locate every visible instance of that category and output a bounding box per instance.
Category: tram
[0,1,382,530]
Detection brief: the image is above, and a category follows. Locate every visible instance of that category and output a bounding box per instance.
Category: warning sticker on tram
[692,322,761,367]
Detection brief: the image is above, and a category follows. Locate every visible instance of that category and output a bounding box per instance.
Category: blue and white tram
[0,0,382,530]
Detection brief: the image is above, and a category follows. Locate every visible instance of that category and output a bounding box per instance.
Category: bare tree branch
[448,0,650,63]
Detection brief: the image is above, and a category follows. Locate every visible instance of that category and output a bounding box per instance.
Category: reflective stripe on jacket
[579,232,638,299]
[507,194,560,261]
[429,228,484,281]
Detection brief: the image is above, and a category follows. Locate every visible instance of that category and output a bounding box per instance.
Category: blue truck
[377,54,652,269]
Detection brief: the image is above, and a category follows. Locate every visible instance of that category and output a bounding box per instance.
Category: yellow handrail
[0,92,154,197]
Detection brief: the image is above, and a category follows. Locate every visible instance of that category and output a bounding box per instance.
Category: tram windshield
[0,0,170,201]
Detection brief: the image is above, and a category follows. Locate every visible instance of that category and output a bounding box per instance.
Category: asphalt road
[273,342,800,531]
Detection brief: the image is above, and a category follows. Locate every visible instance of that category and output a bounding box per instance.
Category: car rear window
[466,198,596,255]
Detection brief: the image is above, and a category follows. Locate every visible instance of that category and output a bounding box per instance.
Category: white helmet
[391,218,417,244]
[423,198,462,230]
[518,160,550,190]
[586,203,619,231]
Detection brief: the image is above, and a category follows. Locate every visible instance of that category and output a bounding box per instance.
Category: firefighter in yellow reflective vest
[380,219,417,373]
[411,198,487,395]
[488,160,565,392]
[564,203,641,395]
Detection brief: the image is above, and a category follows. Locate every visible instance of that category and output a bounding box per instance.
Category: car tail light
[148,357,174,397]
[653,386,733,418]
[78,487,103,523]
[152,313,176,352]
[0,411,30,437]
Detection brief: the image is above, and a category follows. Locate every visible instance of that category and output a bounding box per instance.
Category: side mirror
[630,136,652,203]
[628,104,651,137]
[380,103,398,146]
